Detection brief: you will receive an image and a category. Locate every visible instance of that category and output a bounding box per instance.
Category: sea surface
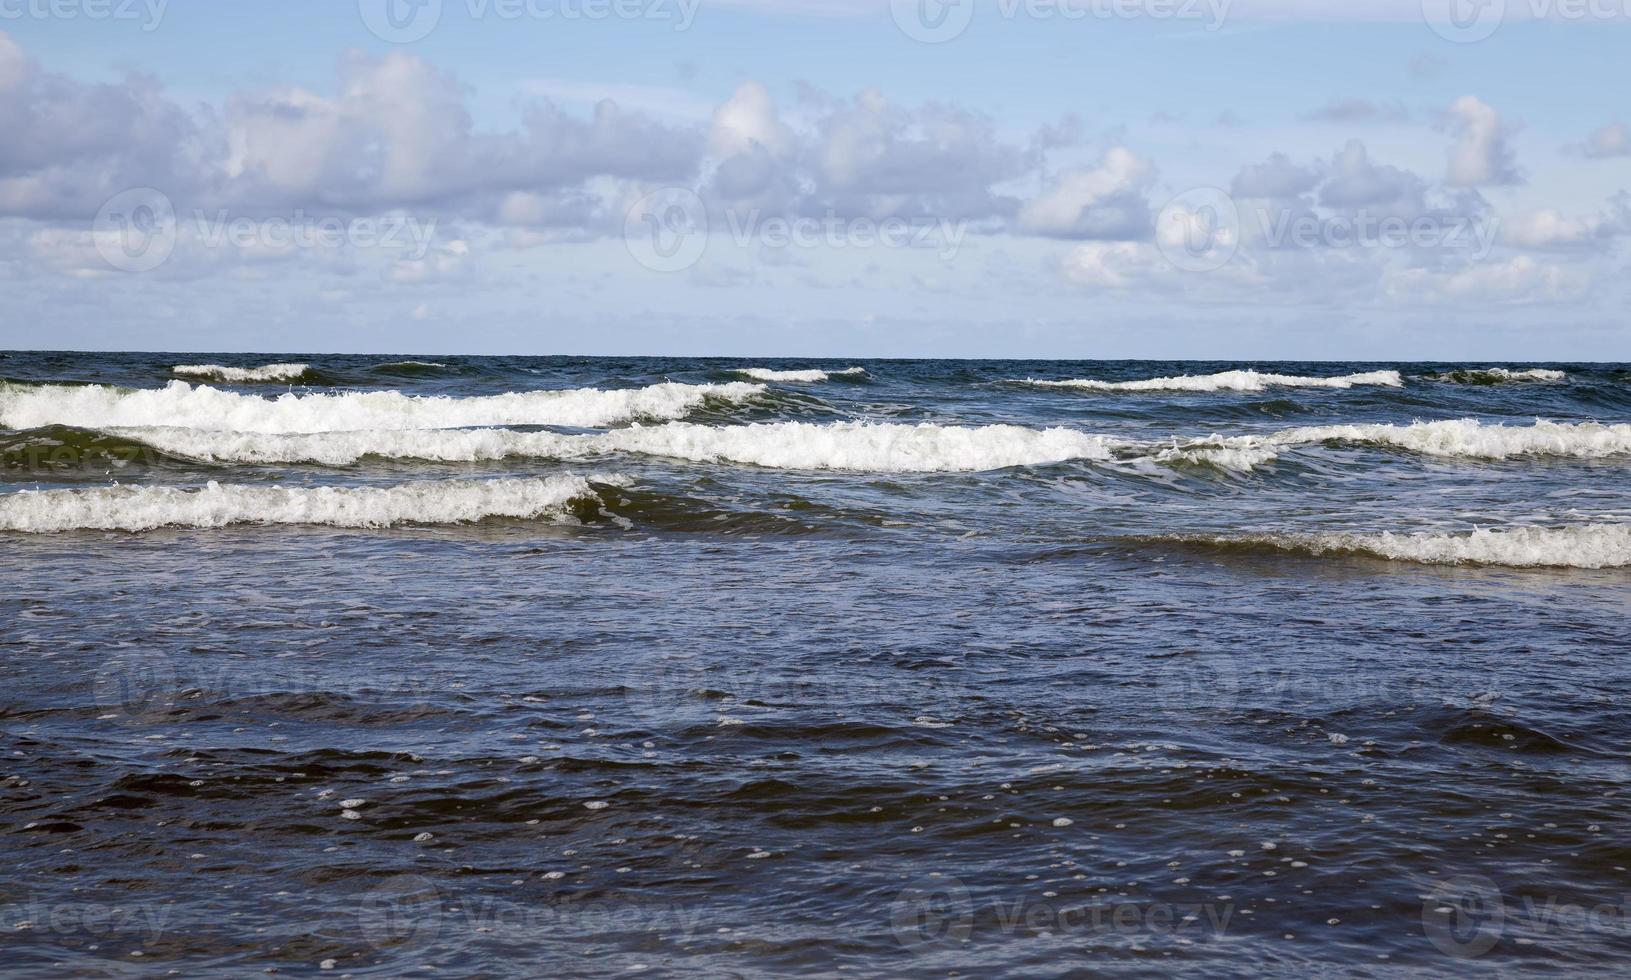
[3,352,1630,977]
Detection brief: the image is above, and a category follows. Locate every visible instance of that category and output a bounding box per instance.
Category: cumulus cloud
[1017,147,1155,240]
[1320,140,1427,211]
[1231,153,1321,201]
[1443,96,1521,187]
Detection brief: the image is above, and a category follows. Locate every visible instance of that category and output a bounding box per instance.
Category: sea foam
[173,363,312,383]
[121,420,1119,472]
[1017,369,1403,393]
[1266,524,1631,569]
[734,367,867,383]
[0,475,612,533]
[1430,368,1567,383]
[0,380,765,433]
[1161,419,1631,471]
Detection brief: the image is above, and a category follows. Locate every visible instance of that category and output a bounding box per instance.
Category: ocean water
[3,352,1630,976]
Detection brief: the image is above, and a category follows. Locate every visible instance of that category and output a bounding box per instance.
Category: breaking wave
[734,367,867,383]
[1017,369,1403,393]
[0,380,765,433]
[1429,368,1567,384]
[172,363,312,383]
[1158,419,1631,471]
[0,475,616,533]
[1187,524,1631,569]
[119,421,1119,473]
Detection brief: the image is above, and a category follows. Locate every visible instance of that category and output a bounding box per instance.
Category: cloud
[1017,147,1155,240]
[0,31,202,220]
[1502,195,1631,249]
[1301,99,1411,125]
[1443,96,1521,187]
[1319,140,1427,211]
[1230,153,1321,201]
[1581,121,1630,159]
[1386,255,1589,303]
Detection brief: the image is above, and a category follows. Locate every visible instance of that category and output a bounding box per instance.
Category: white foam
[1160,419,1631,471]
[734,367,867,383]
[0,475,613,533]
[172,363,311,383]
[123,420,1118,472]
[0,380,765,434]
[1017,369,1403,393]
[1433,368,1567,383]
[1301,524,1631,569]
[603,421,1112,471]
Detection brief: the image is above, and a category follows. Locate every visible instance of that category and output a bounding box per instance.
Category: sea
[2,352,1629,976]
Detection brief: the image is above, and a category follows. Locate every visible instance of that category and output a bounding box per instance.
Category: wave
[373,360,450,377]
[1429,368,1567,384]
[1016,369,1403,393]
[0,475,615,533]
[0,380,765,434]
[734,367,867,383]
[1159,419,1631,471]
[172,363,312,383]
[119,421,1118,472]
[1187,524,1631,569]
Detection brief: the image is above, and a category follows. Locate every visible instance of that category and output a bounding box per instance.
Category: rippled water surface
[3,352,1630,976]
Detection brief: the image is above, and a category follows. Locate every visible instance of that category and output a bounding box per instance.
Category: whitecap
[122,420,1118,473]
[734,367,867,383]
[172,363,311,383]
[0,475,616,533]
[1016,369,1403,393]
[0,380,764,433]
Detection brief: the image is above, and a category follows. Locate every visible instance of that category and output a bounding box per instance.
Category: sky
[1,0,1629,359]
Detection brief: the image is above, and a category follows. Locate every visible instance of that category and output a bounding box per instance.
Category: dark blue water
[3,352,1630,976]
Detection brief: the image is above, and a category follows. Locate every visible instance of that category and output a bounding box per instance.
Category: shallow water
[2,352,1629,976]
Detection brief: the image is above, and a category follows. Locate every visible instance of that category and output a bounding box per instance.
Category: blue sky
[2,0,1629,358]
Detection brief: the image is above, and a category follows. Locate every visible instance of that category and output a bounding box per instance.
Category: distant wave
[373,360,450,376]
[172,363,312,383]
[0,380,765,433]
[734,367,867,383]
[0,475,614,533]
[1429,368,1567,384]
[1160,419,1631,471]
[1182,524,1631,569]
[120,421,1118,472]
[1017,369,1403,393]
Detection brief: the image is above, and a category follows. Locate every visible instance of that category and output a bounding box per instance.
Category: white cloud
[1018,147,1154,240]
[1443,96,1521,187]
[1386,255,1589,303]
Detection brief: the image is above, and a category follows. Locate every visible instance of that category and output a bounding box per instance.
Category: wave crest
[1429,368,1567,384]
[0,475,615,533]
[1016,369,1403,393]
[1163,419,1631,471]
[173,363,312,383]
[0,380,765,433]
[1208,524,1631,569]
[734,367,867,383]
[121,420,1117,472]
